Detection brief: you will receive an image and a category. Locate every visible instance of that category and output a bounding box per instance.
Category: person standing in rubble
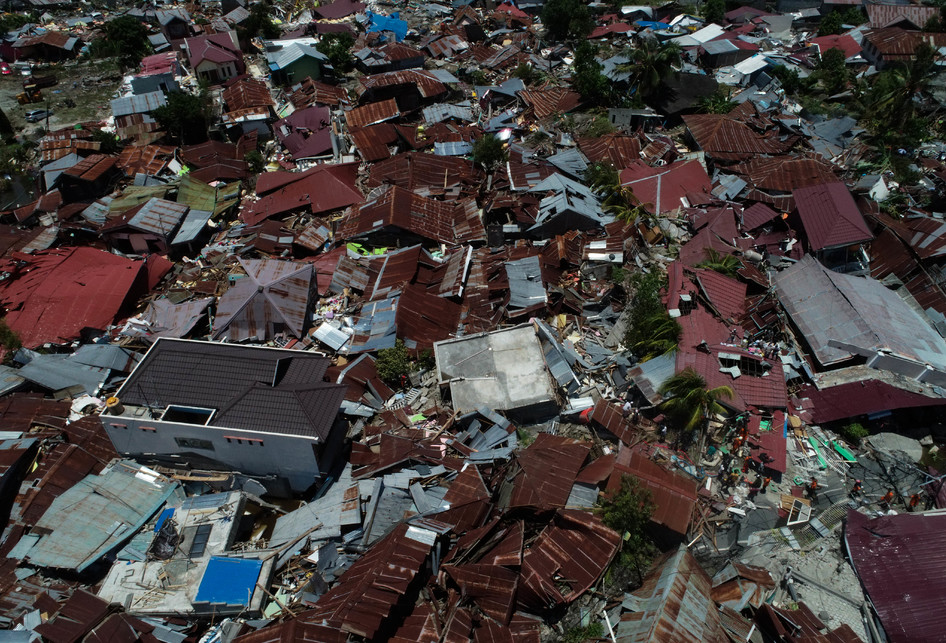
[881,488,895,509]
[909,493,921,511]
[807,476,819,502]
[761,476,772,493]
[851,479,862,496]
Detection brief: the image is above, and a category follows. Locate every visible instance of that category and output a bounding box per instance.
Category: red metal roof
[793,182,872,251]
[508,433,590,508]
[274,105,333,159]
[683,114,790,159]
[0,247,146,348]
[620,159,712,215]
[867,4,937,28]
[346,98,400,128]
[730,156,838,193]
[222,76,274,111]
[242,163,363,225]
[61,154,117,181]
[740,202,781,229]
[810,33,863,59]
[693,268,747,321]
[800,379,946,424]
[578,133,642,170]
[519,87,582,120]
[846,510,946,643]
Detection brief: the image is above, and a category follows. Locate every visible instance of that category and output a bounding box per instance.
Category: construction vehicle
[16,88,41,104]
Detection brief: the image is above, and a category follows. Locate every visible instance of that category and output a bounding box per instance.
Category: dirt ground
[0,58,124,139]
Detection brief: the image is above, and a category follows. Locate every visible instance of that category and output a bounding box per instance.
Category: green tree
[620,39,682,103]
[598,475,657,584]
[857,42,937,143]
[472,134,508,171]
[814,47,849,95]
[91,16,152,69]
[151,90,211,144]
[703,0,725,24]
[0,317,21,356]
[513,62,538,84]
[91,129,122,154]
[842,7,867,25]
[625,269,667,351]
[541,0,593,41]
[632,312,682,361]
[240,2,281,41]
[572,41,610,105]
[698,88,737,114]
[376,339,411,385]
[0,13,31,34]
[658,367,733,433]
[818,11,844,36]
[584,161,620,196]
[696,248,740,277]
[245,150,265,174]
[316,32,355,73]
[770,64,808,95]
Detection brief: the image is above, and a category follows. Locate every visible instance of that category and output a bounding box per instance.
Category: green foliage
[241,2,282,41]
[770,64,810,95]
[91,16,152,69]
[633,312,681,361]
[316,32,355,73]
[245,150,265,174]
[814,47,849,95]
[151,90,211,144]
[517,427,536,447]
[572,41,611,105]
[417,348,436,371]
[0,318,21,355]
[659,367,734,433]
[611,265,627,285]
[585,113,616,137]
[472,134,508,171]
[818,11,844,36]
[513,62,538,84]
[842,7,867,25]
[468,69,489,86]
[620,39,682,103]
[696,248,740,277]
[0,143,32,174]
[840,422,869,443]
[698,88,737,114]
[625,269,666,351]
[0,13,31,34]
[562,623,605,643]
[702,0,725,24]
[541,0,593,41]
[376,339,411,384]
[91,129,122,154]
[598,475,657,583]
[584,161,619,195]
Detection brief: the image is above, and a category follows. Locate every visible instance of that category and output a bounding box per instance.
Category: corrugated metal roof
[610,445,698,536]
[346,98,400,128]
[422,102,473,125]
[683,113,790,158]
[213,258,312,341]
[730,156,838,193]
[519,87,582,120]
[801,378,946,424]
[171,208,212,245]
[128,197,189,237]
[694,268,746,321]
[347,296,398,353]
[18,461,181,572]
[110,90,167,117]
[846,510,946,643]
[616,545,724,642]
[505,255,547,312]
[773,255,946,369]
[793,182,871,251]
[867,3,937,28]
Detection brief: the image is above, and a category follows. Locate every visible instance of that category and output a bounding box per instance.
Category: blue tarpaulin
[634,20,671,30]
[365,10,408,41]
[195,557,264,606]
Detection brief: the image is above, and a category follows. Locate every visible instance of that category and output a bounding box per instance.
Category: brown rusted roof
[519,87,582,120]
[617,545,725,642]
[61,154,117,181]
[507,433,589,508]
[116,144,175,176]
[863,27,946,59]
[367,151,483,195]
[609,444,698,536]
[729,156,837,193]
[444,564,518,625]
[518,509,620,612]
[356,69,447,99]
[345,98,400,128]
[287,77,350,108]
[222,75,274,111]
[396,283,463,351]
[350,122,398,161]
[683,114,791,159]
[867,3,937,28]
[33,590,111,643]
[337,184,485,245]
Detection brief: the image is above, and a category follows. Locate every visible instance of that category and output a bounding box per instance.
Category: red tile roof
[0,247,146,348]
[793,182,872,251]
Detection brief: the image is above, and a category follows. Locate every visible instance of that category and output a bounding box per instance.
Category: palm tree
[658,367,734,433]
[634,312,681,361]
[696,248,741,278]
[618,38,682,102]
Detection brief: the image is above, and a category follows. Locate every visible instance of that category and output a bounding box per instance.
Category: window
[188,523,213,558]
[174,437,215,451]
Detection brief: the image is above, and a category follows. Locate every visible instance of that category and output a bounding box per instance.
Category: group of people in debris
[848,479,933,511]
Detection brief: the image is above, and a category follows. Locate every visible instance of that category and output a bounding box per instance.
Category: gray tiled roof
[116,338,346,439]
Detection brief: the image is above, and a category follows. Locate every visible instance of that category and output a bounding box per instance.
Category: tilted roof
[792,182,872,251]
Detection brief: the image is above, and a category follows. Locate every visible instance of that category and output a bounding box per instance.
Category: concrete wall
[102,416,322,493]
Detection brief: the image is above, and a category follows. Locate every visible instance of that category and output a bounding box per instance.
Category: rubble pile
[0,0,944,641]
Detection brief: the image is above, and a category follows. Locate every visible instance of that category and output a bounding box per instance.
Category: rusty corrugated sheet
[867,4,937,28]
[518,509,620,612]
[357,69,447,99]
[367,151,482,194]
[346,98,400,128]
[61,154,117,181]
[578,133,642,169]
[222,76,274,111]
[519,87,582,120]
[729,156,837,193]
[683,114,790,157]
[609,444,698,536]
[508,433,589,508]
[617,546,725,642]
[350,122,398,161]
[363,245,423,300]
